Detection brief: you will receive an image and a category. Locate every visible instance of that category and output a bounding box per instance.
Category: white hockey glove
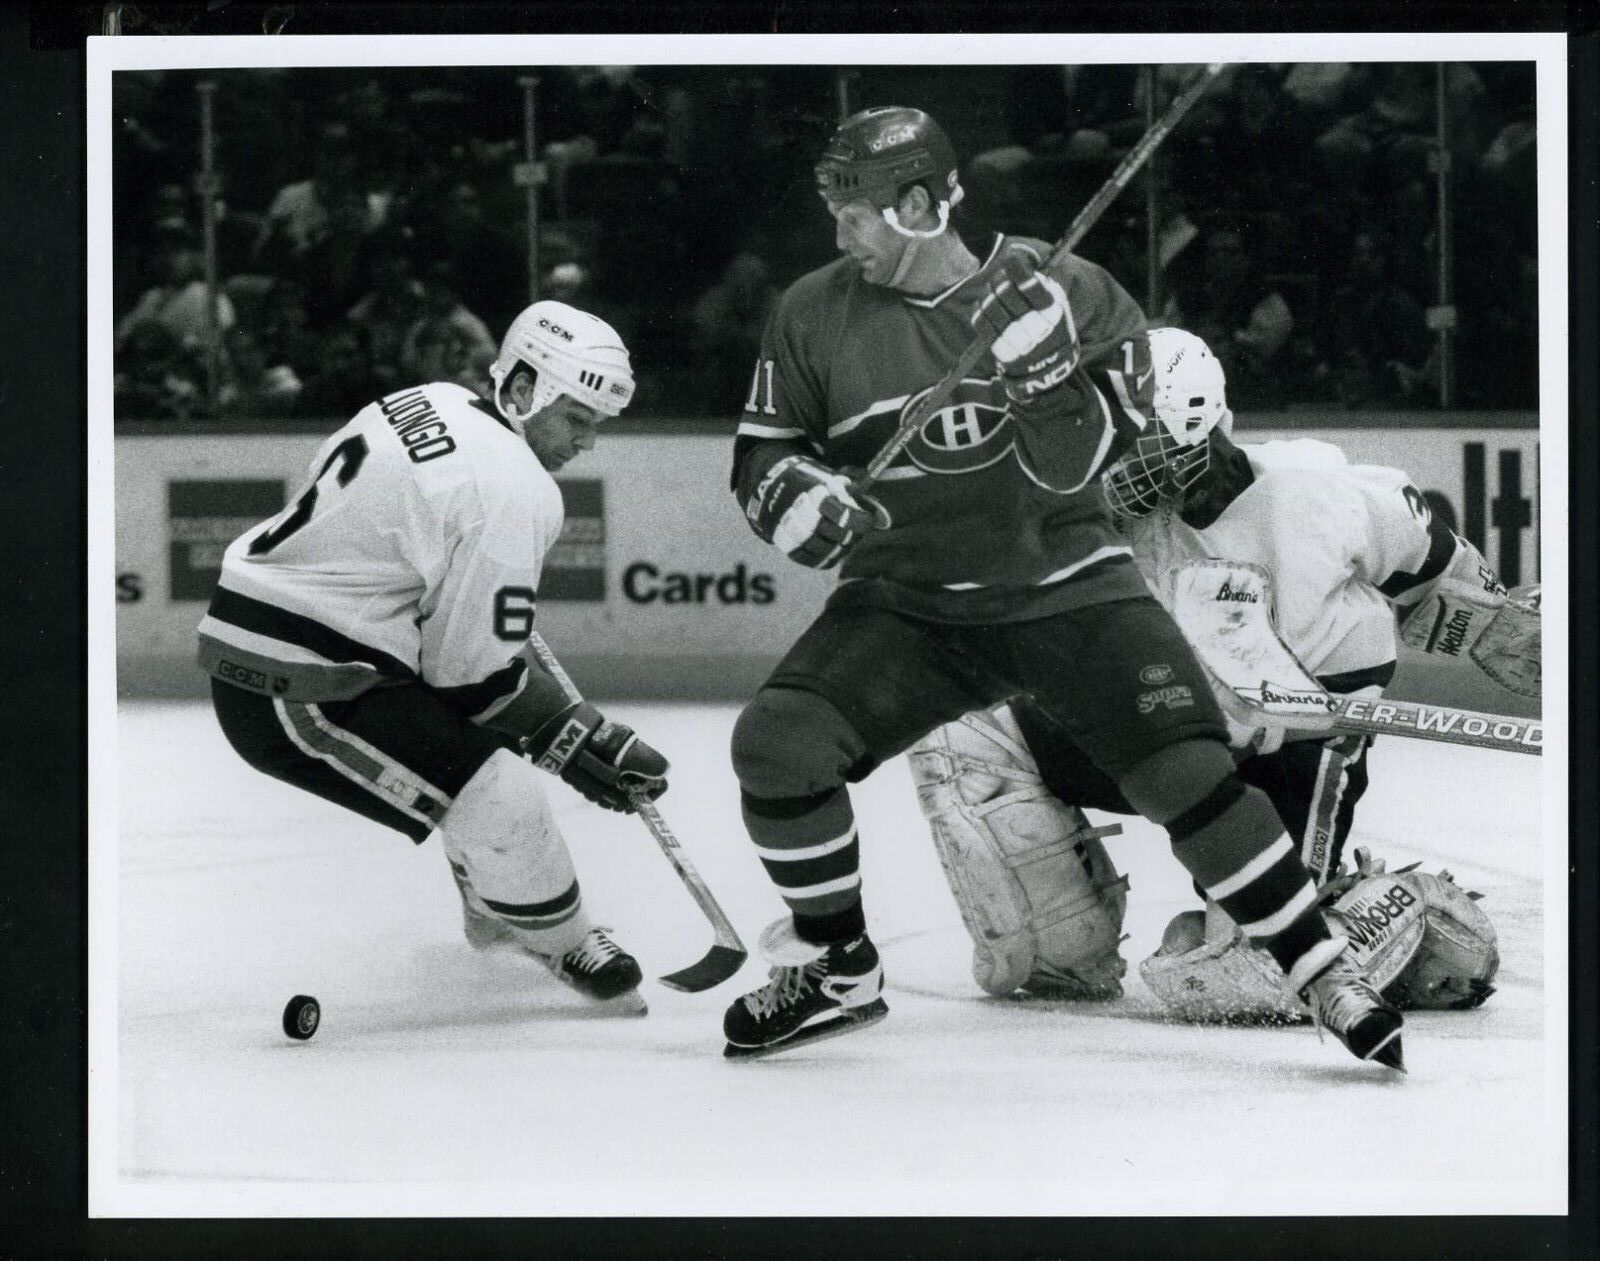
[971,246,1079,409]
[1398,577,1540,699]
[745,453,879,570]
[523,701,669,814]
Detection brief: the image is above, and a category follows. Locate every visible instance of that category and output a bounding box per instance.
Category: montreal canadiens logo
[902,378,1014,475]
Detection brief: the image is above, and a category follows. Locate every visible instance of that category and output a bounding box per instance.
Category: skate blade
[1367,1029,1405,1072]
[723,998,889,1061]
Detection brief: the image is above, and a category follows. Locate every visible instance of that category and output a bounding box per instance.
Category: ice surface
[99,701,1562,1216]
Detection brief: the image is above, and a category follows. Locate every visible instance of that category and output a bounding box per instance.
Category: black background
[2,0,1594,1255]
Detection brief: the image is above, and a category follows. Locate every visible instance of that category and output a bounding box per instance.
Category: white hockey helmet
[1103,327,1234,518]
[489,301,635,436]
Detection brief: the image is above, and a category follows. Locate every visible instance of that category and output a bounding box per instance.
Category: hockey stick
[524,632,749,990]
[851,63,1226,496]
[1212,680,1543,757]
[1171,559,1543,757]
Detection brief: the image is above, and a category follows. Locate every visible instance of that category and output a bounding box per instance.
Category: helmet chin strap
[493,375,537,438]
[881,201,950,239]
[881,201,952,291]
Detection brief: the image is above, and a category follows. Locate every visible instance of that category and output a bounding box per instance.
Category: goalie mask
[489,301,635,437]
[1103,327,1233,519]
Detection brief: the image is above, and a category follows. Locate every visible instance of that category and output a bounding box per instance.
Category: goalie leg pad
[437,747,593,956]
[909,704,1128,998]
[1138,911,1307,1023]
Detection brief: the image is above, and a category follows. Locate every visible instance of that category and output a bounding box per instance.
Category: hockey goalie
[909,327,1532,1022]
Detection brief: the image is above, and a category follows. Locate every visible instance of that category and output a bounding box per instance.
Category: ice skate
[538,926,647,1013]
[1290,938,1405,1070]
[723,919,888,1060]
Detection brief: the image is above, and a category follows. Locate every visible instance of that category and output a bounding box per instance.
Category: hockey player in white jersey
[912,327,1528,1045]
[198,301,668,1008]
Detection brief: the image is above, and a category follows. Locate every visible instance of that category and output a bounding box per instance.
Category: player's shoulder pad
[783,255,859,313]
[1242,438,1350,474]
[424,380,499,420]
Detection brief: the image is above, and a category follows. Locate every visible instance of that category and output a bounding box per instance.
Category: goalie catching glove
[971,245,1080,412]
[1398,576,1540,699]
[745,453,880,569]
[522,701,669,813]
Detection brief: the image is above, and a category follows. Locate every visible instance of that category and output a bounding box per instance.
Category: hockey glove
[746,453,879,570]
[523,701,669,813]
[971,247,1079,408]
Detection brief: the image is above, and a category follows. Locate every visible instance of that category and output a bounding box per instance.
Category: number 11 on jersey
[744,359,777,415]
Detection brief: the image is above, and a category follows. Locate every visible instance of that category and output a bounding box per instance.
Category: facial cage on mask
[1103,428,1211,518]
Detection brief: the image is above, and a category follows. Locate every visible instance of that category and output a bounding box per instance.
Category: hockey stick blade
[630,794,750,990]
[522,631,751,986]
[658,943,749,993]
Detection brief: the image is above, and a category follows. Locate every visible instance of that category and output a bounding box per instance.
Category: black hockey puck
[282,994,320,1040]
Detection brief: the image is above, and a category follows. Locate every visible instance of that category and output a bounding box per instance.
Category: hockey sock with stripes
[1165,775,1332,974]
[741,786,866,944]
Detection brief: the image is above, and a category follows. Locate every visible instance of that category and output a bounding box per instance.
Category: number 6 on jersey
[248,435,368,557]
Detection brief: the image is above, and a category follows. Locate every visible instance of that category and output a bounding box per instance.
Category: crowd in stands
[112,62,1537,423]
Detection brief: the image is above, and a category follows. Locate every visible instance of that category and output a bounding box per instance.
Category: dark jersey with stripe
[732,234,1156,623]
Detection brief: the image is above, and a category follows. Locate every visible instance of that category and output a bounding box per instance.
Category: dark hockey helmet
[815,106,965,213]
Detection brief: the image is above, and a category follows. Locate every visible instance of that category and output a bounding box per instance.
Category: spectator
[336,78,407,198]
[254,279,320,384]
[1315,64,1488,211]
[149,181,192,236]
[1181,67,1316,230]
[543,261,592,306]
[113,320,205,420]
[1476,66,1537,253]
[1280,62,1358,128]
[1163,223,1294,407]
[399,262,498,391]
[407,178,522,332]
[114,226,235,356]
[693,251,779,409]
[218,326,303,420]
[253,122,364,274]
[116,182,195,320]
[297,187,378,327]
[296,320,383,418]
[1322,230,1432,407]
[346,228,426,390]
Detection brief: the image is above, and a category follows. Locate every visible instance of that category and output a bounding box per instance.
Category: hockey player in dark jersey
[720,106,1404,1069]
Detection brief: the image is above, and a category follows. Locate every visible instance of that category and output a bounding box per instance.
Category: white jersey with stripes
[197,381,562,721]
[1125,438,1488,691]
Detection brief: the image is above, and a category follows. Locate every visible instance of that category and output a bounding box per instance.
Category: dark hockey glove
[523,701,669,813]
[745,453,879,570]
[971,246,1079,409]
